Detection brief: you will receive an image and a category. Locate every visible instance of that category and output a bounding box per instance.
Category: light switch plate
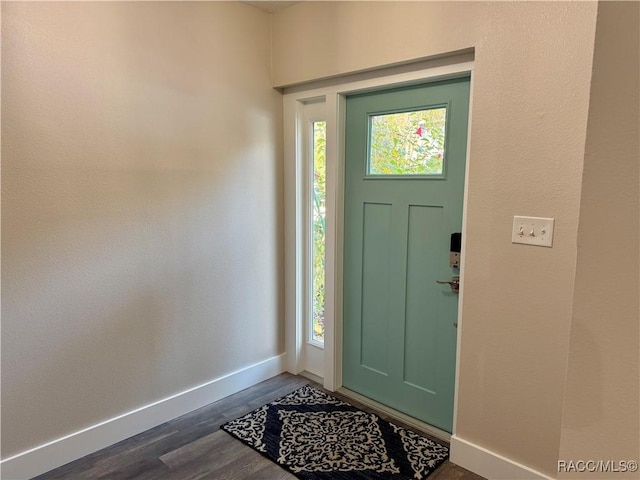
[512,216,555,247]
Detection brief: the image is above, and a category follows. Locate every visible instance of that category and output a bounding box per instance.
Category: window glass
[369,107,446,176]
[311,121,326,343]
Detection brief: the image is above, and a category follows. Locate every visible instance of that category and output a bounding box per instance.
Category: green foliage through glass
[369,107,446,175]
[312,121,326,343]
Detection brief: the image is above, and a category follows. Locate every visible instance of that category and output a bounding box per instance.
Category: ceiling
[243,1,299,14]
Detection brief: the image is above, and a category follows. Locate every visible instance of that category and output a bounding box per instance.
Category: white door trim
[283,54,475,435]
[298,100,328,378]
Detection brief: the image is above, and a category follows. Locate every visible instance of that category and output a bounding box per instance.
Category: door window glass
[368,107,447,176]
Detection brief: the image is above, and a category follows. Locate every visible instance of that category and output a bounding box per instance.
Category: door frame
[283,53,474,436]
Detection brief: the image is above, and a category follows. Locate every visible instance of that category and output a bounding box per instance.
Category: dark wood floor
[35,374,486,480]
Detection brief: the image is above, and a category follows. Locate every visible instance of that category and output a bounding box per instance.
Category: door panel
[404,204,443,393]
[342,78,470,432]
[361,202,392,375]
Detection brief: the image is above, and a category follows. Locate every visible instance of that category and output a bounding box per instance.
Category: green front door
[342,78,470,433]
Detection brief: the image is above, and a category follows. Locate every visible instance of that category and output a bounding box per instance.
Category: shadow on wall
[560,322,603,429]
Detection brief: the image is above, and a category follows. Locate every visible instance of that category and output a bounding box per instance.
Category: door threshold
[337,387,452,443]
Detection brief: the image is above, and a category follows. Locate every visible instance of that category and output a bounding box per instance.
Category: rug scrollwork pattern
[390,423,450,479]
[277,410,400,474]
[271,385,349,406]
[221,385,449,480]
[220,404,268,452]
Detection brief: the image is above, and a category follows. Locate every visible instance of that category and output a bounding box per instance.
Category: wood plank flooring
[34,374,485,480]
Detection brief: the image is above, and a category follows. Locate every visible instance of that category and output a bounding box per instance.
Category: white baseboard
[450,435,554,480]
[0,354,287,480]
[298,370,323,385]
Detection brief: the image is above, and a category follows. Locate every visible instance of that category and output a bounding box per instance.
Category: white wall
[1,1,283,460]
[559,2,640,477]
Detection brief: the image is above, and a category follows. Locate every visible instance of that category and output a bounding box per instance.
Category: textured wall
[1,2,283,458]
[272,2,598,476]
[559,2,640,477]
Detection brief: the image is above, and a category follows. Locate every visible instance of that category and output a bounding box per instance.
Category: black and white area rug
[220,385,449,479]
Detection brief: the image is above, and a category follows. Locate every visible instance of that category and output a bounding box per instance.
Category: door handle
[436,275,460,293]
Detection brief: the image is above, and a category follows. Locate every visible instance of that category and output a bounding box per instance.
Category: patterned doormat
[220,385,449,479]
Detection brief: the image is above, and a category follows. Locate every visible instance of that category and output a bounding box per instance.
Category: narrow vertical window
[311,121,326,344]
